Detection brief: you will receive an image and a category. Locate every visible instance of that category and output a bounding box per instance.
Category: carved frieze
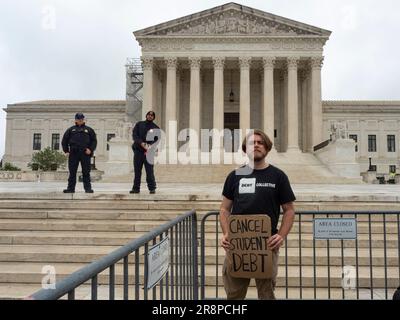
[149,10,316,36]
[141,38,325,53]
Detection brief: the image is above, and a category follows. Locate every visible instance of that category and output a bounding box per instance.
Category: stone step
[103,160,363,184]
[0,229,398,247]
[0,209,201,220]
[0,200,219,211]
[0,262,398,288]
[0,230,146,246]
[203,235,400,248]
[2,199,400,214]
[0,245,118,263]
[200,265,400,287]
[0,245,398,267]
[201,247,400,266]
[202,286,392,300]
[2,283,388,300]
[0,219,166,232]
[0,218,397,234]
[0,208,398,224]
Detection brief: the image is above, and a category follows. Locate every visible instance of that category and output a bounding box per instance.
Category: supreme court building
[3,3,400,177]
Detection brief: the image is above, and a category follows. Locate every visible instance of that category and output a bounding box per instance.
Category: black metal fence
[200,211,400,300]
[30,210,198,300]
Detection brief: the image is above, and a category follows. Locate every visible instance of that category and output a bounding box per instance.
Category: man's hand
[85,148,91,155]
[140,142,148,151]
[267,234,284,251]
[65,152,69,157]
[221,234,231,252]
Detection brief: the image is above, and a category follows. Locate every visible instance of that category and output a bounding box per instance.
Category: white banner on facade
[146,236,170,289]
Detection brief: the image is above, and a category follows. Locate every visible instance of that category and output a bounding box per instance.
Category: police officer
[62,113,97,193]
[130,110,160,194]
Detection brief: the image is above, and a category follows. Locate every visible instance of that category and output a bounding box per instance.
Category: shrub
[28,147,67,171]
[0,162,21,171]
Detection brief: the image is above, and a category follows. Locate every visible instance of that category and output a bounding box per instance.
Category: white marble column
[300,69,310,152]
[189,57,201,139]
[262,57,275,144]
[165,57,177,148]
[287,57,300,151]
[141,57,154,119]
[239,57,251,135]
[212,57,225,132]
[310,56,324,149]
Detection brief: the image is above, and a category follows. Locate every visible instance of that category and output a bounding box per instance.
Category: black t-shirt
[222,165,296,234]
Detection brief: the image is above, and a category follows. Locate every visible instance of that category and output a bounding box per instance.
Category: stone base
[103,138,133,178]
[315,138,361,180]
[0,170,104,182]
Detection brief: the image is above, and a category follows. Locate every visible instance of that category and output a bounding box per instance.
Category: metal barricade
[30,210,198,300]
[200,211,400,300]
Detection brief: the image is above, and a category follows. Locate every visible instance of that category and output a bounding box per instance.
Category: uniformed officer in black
[130,110,160,194]
[62,113,97,193]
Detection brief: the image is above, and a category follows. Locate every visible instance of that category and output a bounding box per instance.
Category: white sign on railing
[146,236,170,289]
[313,218,357,239]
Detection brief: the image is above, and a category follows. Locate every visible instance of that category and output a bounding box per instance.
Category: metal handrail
[313,139,330,152]
[30,209,197,300]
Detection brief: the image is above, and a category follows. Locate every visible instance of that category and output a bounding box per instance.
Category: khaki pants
[222,250,279,300]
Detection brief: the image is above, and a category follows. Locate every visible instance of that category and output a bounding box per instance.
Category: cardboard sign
[227,214,273,279]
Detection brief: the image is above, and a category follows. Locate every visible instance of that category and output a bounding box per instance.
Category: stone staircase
[102,151,363,184]
[0,194,399,300]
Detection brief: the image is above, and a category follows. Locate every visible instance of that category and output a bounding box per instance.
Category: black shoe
[129,189,140,194]
[63,189,75,193]
[149,190,156,194]
[85,189,94,193]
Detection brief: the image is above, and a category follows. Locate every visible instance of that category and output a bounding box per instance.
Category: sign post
[227,214,273,279]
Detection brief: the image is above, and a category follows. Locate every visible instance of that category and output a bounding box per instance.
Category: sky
[1,0,400,159]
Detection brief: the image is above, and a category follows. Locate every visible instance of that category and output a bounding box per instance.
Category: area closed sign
[313,218,357,239]
[227,214,273,279]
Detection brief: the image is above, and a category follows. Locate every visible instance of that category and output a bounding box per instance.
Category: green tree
[0,162,21,171]
[28,147,67,171]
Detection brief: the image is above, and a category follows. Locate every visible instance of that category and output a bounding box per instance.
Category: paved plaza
[1,181,400,202]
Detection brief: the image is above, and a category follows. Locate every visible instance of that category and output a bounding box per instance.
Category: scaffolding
[125,58,143,123]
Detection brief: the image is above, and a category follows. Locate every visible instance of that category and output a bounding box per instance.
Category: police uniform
[62,113,97,193]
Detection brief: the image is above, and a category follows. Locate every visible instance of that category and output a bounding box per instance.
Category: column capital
[141,57,154,70]
[212,57,225,70]
[262,57,276,70]
[166,57,178,70]
[287,56,300,70]
[189,57,202,69]
[310,56,324,69]
[239,56,252,69]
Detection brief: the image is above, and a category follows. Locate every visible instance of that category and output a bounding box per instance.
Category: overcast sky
[1,0,399,159]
